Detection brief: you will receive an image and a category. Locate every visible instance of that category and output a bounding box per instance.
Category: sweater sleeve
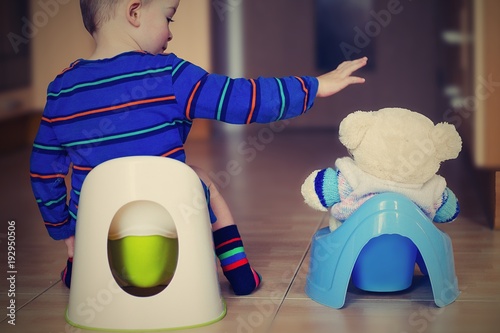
[170,55,318,124]
[433,187,460,223]
[30,113,72,240]
[301,168,341,211]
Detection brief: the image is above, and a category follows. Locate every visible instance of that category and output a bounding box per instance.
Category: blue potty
[305,192,459,309]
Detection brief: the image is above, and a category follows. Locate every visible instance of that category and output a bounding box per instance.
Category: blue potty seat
[305,192,459,309]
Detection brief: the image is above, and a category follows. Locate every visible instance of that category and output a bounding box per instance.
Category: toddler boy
[30,0,367,295]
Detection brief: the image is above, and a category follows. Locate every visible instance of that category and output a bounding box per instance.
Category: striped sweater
[30,51,319,240]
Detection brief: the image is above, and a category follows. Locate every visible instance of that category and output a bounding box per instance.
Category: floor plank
[1,129,499,332]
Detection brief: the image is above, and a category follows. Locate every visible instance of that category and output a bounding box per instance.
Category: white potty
[66,156,226,331]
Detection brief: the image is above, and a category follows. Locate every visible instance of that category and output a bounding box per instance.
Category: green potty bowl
[109,235,179,288]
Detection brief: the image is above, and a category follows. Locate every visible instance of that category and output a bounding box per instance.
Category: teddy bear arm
[301,167,341,211]
[433,187,460,223]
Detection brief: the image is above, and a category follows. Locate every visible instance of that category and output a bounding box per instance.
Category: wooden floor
[1,128,499,333]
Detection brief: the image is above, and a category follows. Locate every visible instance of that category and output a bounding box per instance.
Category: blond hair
[80,0,152,35]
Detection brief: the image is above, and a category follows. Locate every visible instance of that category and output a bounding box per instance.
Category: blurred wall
[168,0,212,71]
[0,0,212,150]
[241,0,441,128]
[30,0,94,110]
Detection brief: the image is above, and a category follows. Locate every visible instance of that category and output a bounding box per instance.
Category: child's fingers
[338,57,368,75]
[316,57,367,97]
[337,61,351,70]
[345,58,368,73]
[347,76,366,84]
[337,57,367,67]
[335,58,359,71]
[336,76,365,92]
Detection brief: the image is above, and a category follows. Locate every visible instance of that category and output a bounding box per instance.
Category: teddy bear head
[339,107,462,184]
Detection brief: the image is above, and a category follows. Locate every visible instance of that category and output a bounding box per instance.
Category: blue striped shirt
[30,51,318,240]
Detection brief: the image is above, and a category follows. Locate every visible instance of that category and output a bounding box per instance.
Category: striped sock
[213,225,261,295]
[61,257,73,288]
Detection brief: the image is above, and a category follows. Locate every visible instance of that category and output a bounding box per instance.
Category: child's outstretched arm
[316,57,368,98]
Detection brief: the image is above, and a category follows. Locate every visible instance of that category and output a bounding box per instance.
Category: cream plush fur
[301,107,462,231]
[339,107,462,184]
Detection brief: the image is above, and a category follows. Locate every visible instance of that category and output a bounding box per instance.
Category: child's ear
[126,0,142,27]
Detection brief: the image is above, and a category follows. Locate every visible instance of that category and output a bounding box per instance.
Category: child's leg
[61,258,73,288]
[192,166,261,295]
[61,236,75,288]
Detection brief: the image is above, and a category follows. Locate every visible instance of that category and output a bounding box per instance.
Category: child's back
[31,50,318,241]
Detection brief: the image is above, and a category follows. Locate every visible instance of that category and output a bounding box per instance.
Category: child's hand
[316,57,368,98]
[64,236,75,258]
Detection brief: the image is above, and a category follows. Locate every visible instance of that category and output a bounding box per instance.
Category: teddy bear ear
[339,111,374,150]
[431,123,462,161]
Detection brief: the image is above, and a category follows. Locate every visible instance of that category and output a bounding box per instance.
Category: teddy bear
[301,107,462,232]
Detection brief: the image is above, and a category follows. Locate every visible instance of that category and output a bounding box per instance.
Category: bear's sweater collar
[335,157,447,216]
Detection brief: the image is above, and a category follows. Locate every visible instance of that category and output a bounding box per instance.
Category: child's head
[80,0,179,54]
